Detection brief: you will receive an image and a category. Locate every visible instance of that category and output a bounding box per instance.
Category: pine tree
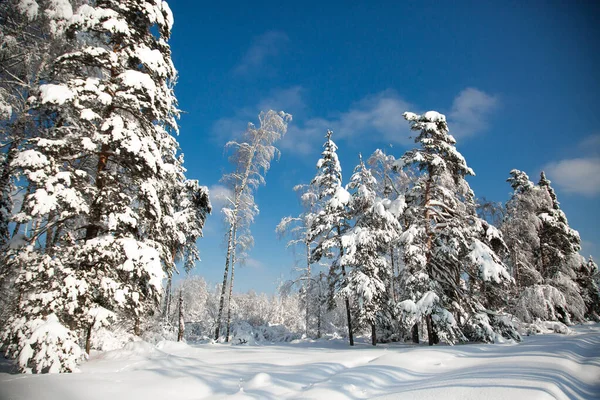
[341,155,403,345]
[395,111,514,345]
[308,130,354,345]
[501,170,543,288]
[575,256,600,321]
[1,0,210,373]
[536,172,586,323]
[503,170,586,324]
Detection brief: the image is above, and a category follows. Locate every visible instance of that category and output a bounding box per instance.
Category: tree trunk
[305,242,311,337]
[11,185,31,239]
[178,290,184,342]
[85,323,93,355]
[341,265,354,346]
[225,225,238,342]
[371,322,377,346]
[317,272,322,339]
[163,276,172,322]
[411,322,419,343]
[426,314,434,346]
[85,143,110,241]
[215,225,234,340]
[0,139,18,245]
[134,317,140,336]
[390,246,396,303]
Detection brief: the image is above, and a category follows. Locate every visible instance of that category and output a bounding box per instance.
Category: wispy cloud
[449,88,498,138]
[280,90,413,155]
[243,257,265,271]
[208,184,234,211]
[578,134,600,154]
[212,87,499,157]
[211,86,306,145]
[543,134,600,197]
[543,157,600,196]
[233,31,289,76]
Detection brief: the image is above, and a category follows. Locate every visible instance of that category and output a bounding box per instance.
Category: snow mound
[95,340,162,360]
[155,340,191,353]
[245,372,272,390]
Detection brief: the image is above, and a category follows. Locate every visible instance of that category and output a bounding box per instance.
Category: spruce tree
[308,130,354,345]
[395,111,514,345]
[341,155,403,345]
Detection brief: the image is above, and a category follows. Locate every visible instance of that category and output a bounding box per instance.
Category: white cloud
[243,257,265,271]
[578,134,600,154]
[280,90,413,156]
[208,184,234,211]
[211,86,306,145]
[449,88,498,138]
[543,157,600,196]
[212,87,499,158]
[233,31,289,76]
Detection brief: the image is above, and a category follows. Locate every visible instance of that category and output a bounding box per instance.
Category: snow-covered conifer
[340,155,403,345]
[307,130,355,345]
[575,256,600,321]
[395,111,514,345]
[1,0,210,373]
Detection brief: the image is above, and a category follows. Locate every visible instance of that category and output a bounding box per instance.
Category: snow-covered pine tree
[503,170,586,325]
[367,148,410,306]
[307,130,355,345]
[215,110,291,341]
[501,170,543,288]
[394,111,514,345]
[0,0,75,249]
[575,256,600,321]
[536,172,586,323]
[341,155,403,345]
[1,0,210,373]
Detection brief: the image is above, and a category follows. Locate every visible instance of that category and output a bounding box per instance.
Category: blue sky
[167,0,600,293]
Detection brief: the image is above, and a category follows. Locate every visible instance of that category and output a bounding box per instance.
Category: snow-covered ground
[1,325,599,400]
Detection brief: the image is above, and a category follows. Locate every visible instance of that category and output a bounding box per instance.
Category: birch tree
[276,183,319,337]
[214,110,291,341]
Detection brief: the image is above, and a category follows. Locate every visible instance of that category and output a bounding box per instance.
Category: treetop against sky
[168,0,600,293]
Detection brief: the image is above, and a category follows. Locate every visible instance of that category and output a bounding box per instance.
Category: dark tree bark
[371,322,377,346]
[411,322,419,344]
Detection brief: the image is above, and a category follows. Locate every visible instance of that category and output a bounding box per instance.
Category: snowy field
[1,325,599,400]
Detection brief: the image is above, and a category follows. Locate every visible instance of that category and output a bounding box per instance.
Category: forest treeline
[0,0,598,375]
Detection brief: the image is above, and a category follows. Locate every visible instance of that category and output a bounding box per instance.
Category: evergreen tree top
[507,169,534,193]
[396,111,474,178]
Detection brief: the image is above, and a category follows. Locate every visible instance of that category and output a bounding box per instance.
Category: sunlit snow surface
[1,325,599,399]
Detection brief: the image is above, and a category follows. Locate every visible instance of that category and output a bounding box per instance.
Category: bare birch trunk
[305,242,311,337]
[215,224,233,340]
[177,290,184,342]
[225,225,238,342]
